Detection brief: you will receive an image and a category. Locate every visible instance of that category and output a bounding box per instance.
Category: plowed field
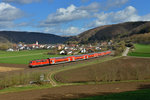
[55,57,150,83]
[0,81,150,100]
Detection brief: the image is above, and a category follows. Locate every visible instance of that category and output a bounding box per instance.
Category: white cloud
[0,2,23,28]
[105,0,129,9]
[110,6,139,22]
[81,0,128,11]
[0,3,23,21]
[80,2,100,12]
[2,0,41,4]
[84,0,129,11]
[0,21,14,28]
[44,26,86,36]
[141,14,150,21]
[40,4,91,27]
[62,27,85,35]
[81,0,128,6]
[89,6,142,27]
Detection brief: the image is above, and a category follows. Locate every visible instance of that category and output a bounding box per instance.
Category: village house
[6,48,14,52]
[101,42,108,46]
[60,50,73,55]
[57,44,65,50]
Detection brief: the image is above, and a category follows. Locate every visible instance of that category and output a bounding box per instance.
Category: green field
[0,50,62,64]
[75,89,150,100]
[128,44,150,57]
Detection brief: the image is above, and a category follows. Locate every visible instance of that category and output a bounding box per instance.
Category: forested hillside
[0,31,69,44]
[69,21,150,43]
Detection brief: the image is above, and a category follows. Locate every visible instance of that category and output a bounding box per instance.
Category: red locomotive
[29,50,111,68]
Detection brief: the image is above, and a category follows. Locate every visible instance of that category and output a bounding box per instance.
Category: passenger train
[29,50,111,68]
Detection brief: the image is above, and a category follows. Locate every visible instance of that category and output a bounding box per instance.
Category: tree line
[0,37,12,50]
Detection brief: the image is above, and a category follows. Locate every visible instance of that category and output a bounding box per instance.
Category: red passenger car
[94,53,98,57]
[74,55,84,60]
[89,53,95,58]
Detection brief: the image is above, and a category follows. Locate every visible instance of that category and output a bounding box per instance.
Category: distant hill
[0,31,69,44]
[70,21,150,43]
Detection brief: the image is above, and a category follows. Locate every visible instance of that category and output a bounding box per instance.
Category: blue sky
[0,0,150,36]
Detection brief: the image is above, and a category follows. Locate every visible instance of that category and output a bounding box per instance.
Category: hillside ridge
[0,31,68,44]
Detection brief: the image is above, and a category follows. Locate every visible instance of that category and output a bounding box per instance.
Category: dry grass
[0,71,45,88]
[0,66,23,72]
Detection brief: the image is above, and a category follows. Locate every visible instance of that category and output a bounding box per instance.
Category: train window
[41,60,44,62]
[32,61,36,63]
[36,60,42,62]
[55,57,67,59]
[50,60,55,64]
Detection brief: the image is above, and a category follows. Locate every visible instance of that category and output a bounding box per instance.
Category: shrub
[0,71,45,89]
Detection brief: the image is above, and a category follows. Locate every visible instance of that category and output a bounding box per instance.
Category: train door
[87,55,89,59]
[51,59,55,64]
[94,54,96,57]
[72,57,75,61]
[96,53,98,57]
[83,56,86,59]
[68,58,71,61]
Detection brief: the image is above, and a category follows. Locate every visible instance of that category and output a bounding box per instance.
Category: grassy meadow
[0,50,62,64]
[75,89,150,100]
[128,44,150,57]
